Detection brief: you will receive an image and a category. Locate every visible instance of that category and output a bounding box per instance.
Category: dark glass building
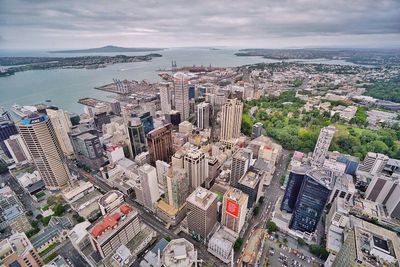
[132,112,154,134]
[128,118,147,158]
[289,168,333,233]
[337,155,359,176]
[0,120,18,158]
[189,85,196,100]
[281,167,307,213]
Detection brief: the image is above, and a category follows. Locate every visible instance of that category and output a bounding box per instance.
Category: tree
[310,244,329,260]
[53,203,65,216]
[297,238,306,246]
[266,220,278,233]
[253,205,260,216]
[234,238,244,252]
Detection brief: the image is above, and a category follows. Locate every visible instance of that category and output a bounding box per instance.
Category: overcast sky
[1,0,400,50]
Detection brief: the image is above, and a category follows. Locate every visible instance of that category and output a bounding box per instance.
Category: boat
[45,100,52,103]
[12,104,37,118]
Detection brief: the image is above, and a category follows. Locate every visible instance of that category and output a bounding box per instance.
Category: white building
[179,121,193,135]
[4,134,32,164]
[184,149,208,190]
[220,98,243,141]
[135,164,160,211]
[312,126,336,167]
[358,152,389,176]
[159,83,172,114]
[174,72,190,121]
[46,108,74,156]
[196,102,210,129]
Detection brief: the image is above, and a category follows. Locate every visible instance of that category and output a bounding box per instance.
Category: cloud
[0,0,399,49]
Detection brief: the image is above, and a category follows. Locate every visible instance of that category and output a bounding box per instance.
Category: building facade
[136,164,160,211]
[311,126,336,167]
[128,118,148,159]
[220,98,243,141]
[0,119,18,158]
[17,114,70,190]
[184,150,208,190]
[46,108,74,156]
[197,102,210,129]
[221,187,248,236]
[4,134,32,164]
[173,72,190,121]
[186,187,218,240]
[147,124,173,165]
[230,148,253,187]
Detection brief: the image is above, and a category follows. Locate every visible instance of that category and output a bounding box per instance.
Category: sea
[0,47,356,114]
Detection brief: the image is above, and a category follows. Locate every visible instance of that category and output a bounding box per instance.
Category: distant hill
[49,45,164,53]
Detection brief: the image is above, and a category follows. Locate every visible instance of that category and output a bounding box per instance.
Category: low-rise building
[89,204,141,258]
[98,190,125,216]
[207,227,236,263]
[161,238,198,267]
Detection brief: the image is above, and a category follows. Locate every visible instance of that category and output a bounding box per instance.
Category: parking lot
[262,234,322,267]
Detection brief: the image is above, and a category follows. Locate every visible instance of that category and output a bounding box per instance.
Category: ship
[0,66,15,77]
[12,104,38,118]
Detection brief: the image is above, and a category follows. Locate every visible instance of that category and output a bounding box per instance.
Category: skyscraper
[159,83,171,114]
[69,126,104,170]
[358,152,389,175]
[312,126,336,167]
[197,102,210,129]
[17,113,70,190]
[184,149,208,190]
[281,166,308,213]
[221,187,248,236]
[186,187,218,240]
[147,124,173,164]
[220,98,243,141]
[128,118,147,159]
[289,168,333,233]
[0,119,18,158]
[230,148,253,187]
[46,108,74,156]
[163,168,189,209]
[173,72,190,121]
[135,164,160,211]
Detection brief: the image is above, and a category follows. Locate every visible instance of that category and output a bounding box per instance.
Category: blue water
[0,48,356,114]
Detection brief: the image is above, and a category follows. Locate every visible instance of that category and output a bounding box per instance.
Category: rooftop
[98,190,124,208]
[162,238,197,267]
[90,204,137,243]
[186,187,217,210]
[238,170,261,189]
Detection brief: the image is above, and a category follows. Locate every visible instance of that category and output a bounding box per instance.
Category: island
[0,53,162,75]
[48,45,164,54]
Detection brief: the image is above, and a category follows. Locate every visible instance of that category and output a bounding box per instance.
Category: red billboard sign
[226,199,239,218]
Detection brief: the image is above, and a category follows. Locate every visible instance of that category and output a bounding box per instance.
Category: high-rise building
[365,174,397,206]
[173,72,190,121]
[156,160,170,186]
[136,111,155,134]
[186,187,218,240]
[237,168,263,208]
[312,126,336,167]
[161,238,198,267]
[0,232,43,267]
[46,108,74,156]
[221,187,248,236]
[17,113,70,190]
[281,166,308,213]
[184,149,208,190]
[147,124,173,165]
[0,119,18,158]
[159,83,172,114]
[4,134,32,164]
[230,148,253,187]
[197,102,210,129]
[252,122,263,139]
[358,152,389,175]
[109,99,121,116]
[69,126,104,170]
[89,204,141,258]
[165,110,181,126]
[135,164,160,211]
[128,118,148,159]
[220,98,243,141]
[289,168,334,233]
[163,168,189,209]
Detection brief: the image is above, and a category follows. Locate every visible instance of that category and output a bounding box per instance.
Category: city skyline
[1,0,400,49]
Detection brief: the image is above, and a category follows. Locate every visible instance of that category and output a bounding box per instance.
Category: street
[55,240,89,267]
